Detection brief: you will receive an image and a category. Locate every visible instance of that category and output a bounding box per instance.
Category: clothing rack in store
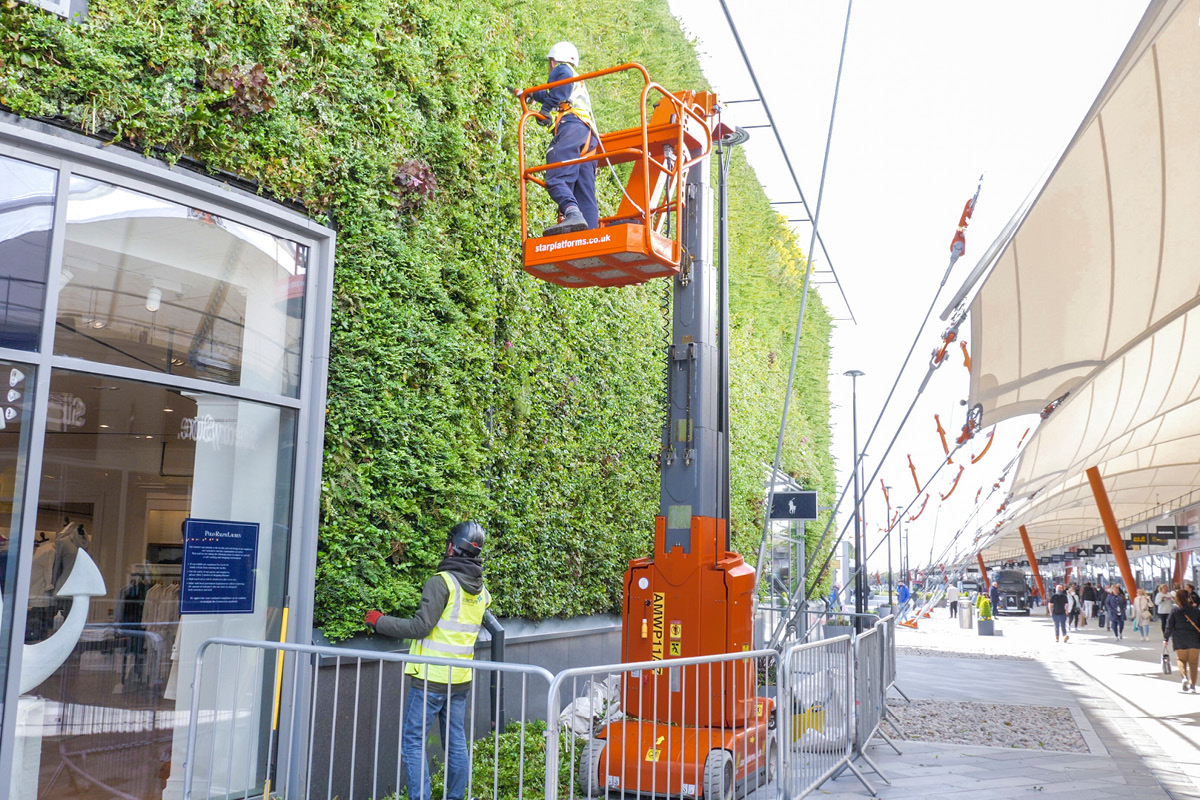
[129,562,182,579]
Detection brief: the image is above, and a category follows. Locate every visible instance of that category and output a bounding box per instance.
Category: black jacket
[1165,605,1200,650]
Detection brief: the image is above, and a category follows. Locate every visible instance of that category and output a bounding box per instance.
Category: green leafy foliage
[1,0,835,638]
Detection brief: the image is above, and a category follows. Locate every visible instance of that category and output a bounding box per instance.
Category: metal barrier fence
[181,638,554,800]
[776,635,854,798]
[182,620,904,800]
[38,624,177,800]
[546,649,780,800]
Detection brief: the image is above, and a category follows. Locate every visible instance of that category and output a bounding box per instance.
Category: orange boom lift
[518,65,771,798]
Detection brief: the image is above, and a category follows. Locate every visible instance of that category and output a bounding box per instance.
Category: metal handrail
[516,61,713,270]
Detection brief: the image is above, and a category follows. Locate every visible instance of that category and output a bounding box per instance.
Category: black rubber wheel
[703,749,734,800]
[763,735,778,784]
[578,739,607,798]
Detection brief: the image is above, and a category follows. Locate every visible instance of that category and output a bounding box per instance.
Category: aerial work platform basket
[518,63,716,288]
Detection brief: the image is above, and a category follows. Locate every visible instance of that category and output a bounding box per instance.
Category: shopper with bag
[1164,588,1200,693]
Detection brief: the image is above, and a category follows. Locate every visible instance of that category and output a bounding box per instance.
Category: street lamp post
[885,485,894,610]
[845,369,865,631]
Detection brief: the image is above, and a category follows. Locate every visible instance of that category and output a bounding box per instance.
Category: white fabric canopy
[952,0,1200,560]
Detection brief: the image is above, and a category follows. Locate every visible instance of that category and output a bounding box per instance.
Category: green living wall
[0,0,834,640]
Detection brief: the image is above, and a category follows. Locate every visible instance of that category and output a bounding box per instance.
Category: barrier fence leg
[875,726,902,756]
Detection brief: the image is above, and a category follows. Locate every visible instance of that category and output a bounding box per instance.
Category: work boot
[544,206,587,236]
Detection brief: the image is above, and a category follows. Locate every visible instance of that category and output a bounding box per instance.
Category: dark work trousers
[544,118,598,229]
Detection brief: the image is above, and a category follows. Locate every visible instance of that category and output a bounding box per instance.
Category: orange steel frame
[516,63,714,266]
[977,554,990,590]
[1086,466,1139,600]
[1019,525,1047,606]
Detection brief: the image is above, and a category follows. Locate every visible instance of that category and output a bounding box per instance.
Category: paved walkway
[809,610,1200,799]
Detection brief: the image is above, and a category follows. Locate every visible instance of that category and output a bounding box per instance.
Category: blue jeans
[544,119,598,228]
[1052,614,1068,637]
[1110,616,1125,637]
[402,684,469,800]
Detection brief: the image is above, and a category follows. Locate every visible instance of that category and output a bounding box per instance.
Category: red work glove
[364,610,384,628]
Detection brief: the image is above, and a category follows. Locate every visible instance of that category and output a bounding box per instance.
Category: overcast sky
[666,0,1151,576]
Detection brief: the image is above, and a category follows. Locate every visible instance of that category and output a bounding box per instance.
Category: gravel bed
[887,698,1088,752]
[896,645,1035,661]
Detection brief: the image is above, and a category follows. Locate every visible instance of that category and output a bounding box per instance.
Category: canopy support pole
[976,554,989,590]
[1019,525,1046,611]
[1086,466,1138,600]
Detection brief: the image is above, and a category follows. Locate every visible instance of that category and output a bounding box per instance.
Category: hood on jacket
[437,555,485,595]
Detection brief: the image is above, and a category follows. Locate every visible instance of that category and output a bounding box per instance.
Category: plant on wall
[0,0,836,640]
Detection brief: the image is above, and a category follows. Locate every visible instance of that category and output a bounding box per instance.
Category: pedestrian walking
[1133,588,1154,641]
[946,583,960,617]
[1081,581,1097,627]
[1106,586,1127,640]
[1186,583,1200,607]
[1067,585,1081,630]
[897,581,911,621]
[1163,588,1200,693]
[1155,583,1175,637]
[364,521,491,800]
[1049,584,1070,643]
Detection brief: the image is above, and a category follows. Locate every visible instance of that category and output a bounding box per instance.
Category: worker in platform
[527,41,600,236]
[364,521,491,800]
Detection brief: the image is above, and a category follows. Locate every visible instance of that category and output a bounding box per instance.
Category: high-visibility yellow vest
[554,66,597,135]
[406,572,491,685]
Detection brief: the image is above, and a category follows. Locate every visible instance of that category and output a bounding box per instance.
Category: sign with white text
[181,518,259,614]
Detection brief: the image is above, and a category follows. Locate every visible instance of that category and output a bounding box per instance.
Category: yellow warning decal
[645,735,666,762]
[669,621,682,638]
[669,641,682,656]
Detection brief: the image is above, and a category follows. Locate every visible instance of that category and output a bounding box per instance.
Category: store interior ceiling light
[145,286,162,312]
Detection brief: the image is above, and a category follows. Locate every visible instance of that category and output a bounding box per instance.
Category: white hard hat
[547,41,580,66]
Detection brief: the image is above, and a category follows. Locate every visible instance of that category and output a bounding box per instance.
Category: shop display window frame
[0,114,335,791]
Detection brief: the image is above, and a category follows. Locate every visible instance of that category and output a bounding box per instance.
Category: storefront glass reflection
[0,155,55,350]
[58,178,308,397]
[0,360,36,758]
[16,371,296,800]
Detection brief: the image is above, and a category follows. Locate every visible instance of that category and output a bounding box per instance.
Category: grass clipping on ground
[887,699,1088,752]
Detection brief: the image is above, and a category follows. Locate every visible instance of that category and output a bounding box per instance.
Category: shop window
[17,370,296,800]
[0,360,36,760]
[0,155,56,351]
[57,178,308,397]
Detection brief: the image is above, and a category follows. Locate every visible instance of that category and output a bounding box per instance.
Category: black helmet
[448,521,486,558]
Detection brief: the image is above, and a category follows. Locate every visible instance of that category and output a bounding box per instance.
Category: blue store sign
[181,518,260,614]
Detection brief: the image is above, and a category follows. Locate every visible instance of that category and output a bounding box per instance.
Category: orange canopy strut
[1019,525,1046,609]
[1086,466,1138,601]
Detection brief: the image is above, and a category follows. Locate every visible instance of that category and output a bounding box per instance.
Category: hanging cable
[716,0,856,322]
[749,0,855,593]
[801,179,983,598]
